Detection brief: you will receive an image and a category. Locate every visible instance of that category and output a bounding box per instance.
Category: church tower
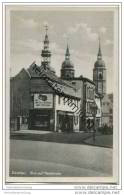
[93,38,106,97]
[61,44,75,79]
[41,25,55,74]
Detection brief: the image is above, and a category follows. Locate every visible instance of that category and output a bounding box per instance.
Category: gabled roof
[27,63,81,99]
[27,62,75,87]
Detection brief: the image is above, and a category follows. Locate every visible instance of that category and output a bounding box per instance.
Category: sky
[10,7,116,93]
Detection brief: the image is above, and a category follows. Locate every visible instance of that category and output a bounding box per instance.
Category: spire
[97,36,102,60]
[41,25,51,69]
[45,24,48,35]
[61,43,75,79]
[65,44,70,60]
[44,24,49,48]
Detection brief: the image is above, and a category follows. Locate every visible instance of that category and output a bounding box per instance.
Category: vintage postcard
[3,3,120,185]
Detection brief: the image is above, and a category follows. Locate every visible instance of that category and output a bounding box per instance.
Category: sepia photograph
[4,4,120,184]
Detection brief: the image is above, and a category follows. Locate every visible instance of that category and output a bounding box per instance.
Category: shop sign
[34,94,53,108]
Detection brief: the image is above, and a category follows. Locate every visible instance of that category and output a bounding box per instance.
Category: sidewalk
[11,129,52,135]
[10,130,93,145]
[84,134,113,148]
[10,129,113,148]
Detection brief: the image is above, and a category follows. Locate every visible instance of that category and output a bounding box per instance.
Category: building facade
[60,45,101,131]
[10,27,103,132]
[10,29,81,132]
[101,94,113,127]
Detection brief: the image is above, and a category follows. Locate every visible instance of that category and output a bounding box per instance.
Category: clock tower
[93,38,106,98]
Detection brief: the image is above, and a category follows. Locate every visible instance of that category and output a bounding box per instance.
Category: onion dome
[62,59,74,69]
[94,59,105,68]
[61,44,75,79]
[62,45,74,69]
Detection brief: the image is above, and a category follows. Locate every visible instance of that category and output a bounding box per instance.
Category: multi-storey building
[10,28,81,132]
[10,27,103,132]
[101,94,113,127]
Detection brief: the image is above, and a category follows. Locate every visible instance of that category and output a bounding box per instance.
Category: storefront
[57,111,73,132]
[28,93,54,131]
[28,110,52,130]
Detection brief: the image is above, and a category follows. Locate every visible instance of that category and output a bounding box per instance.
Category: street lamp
[90,102,97,143]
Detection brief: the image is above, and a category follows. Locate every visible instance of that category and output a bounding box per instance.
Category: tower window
[99,73,103,80]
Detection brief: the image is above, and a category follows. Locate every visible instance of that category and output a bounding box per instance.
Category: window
[92,90,94,99]
[109,109,112,114]
[87,102,90,113]
[63,97,66,105]
[99,73,103,80]
[98,82,102,93]
[89,90,91,99]
[58,96,61,104]
[66,74,70,78]
[72,81,76,85]
[98,109,100,114]
[86,87,88,99]
[86,103,88,113]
